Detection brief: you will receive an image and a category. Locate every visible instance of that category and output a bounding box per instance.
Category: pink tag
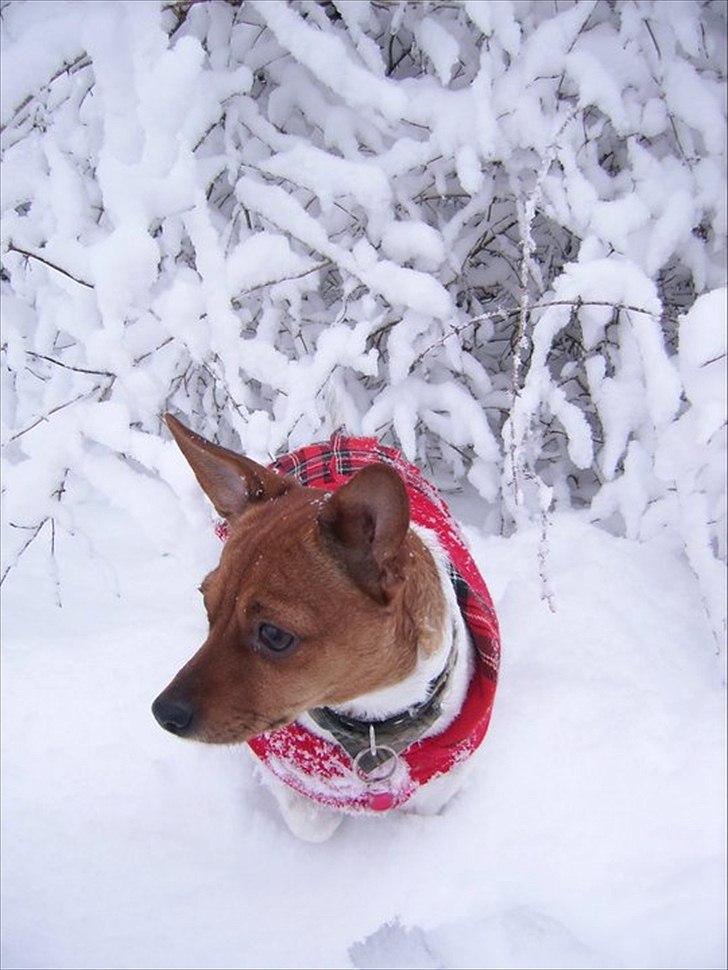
[366,791,396,812]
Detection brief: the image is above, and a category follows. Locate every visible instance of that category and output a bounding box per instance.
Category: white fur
[256,765,344,842]
[259,524,475,842]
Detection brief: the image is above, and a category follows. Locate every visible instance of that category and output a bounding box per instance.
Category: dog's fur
[153,415,474,840]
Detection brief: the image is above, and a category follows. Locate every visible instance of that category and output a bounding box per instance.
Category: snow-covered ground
[2,501,725,970]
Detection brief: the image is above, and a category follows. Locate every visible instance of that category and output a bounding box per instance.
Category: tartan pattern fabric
[223,432,500,814]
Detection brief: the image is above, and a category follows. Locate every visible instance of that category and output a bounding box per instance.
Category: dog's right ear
[318,463,410,604]
[164,413,289,520]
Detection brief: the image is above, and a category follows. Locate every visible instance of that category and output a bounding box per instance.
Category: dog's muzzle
[152,694,195,736]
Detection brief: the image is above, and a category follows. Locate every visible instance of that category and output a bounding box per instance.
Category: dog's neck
[302,524,473,743]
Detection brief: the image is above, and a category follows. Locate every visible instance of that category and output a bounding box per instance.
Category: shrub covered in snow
[1,0,726,640]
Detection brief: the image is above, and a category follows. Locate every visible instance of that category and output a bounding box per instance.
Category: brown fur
[154,416,445,744]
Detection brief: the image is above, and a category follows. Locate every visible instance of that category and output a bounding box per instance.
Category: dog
[153,414,500,841]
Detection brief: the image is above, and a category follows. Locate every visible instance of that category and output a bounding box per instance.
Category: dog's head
[152,415,444,743]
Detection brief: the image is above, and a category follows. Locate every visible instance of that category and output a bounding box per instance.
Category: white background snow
[1,1,726,968]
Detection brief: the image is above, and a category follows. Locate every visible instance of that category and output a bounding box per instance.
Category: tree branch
[6,244,93,289]
[25,351,114,378]
[1,518,48,587]
[7,391,91,443]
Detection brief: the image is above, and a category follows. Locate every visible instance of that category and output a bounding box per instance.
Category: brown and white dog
[153,414,499,841]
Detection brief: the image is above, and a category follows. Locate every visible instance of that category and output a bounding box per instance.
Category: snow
[464,1,521,59]
[651,288,728,644]
[565,49,630,135]
[236,173,454,321]
[454,144,483,196]
[2,505,725,970]
[415,18,460,87]
[663,60,727,157]
[89,222,160,323]
[251,0,407,121]
[380,221,446,273]
[262,144,392,215]
[677,287,727,441]
[0,1,84,126]
[226,231,315,295]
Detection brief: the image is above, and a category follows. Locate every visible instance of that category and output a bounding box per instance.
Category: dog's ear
[318,463,410,603]
[164,413,289,519]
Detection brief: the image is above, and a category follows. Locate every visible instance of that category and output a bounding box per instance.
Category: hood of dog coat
[215,433,500,814]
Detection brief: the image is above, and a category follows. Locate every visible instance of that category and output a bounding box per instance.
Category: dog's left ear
[318,463,410,603]
[164,413,289,520]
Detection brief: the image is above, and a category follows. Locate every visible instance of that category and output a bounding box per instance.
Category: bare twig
[133,336,174,366]
[466,299,676,329]
[643,17,662,59]
[240,259,332,298]
[0,518,48,587]
[0,53,92,135]
[463,218,519,268]
[49,518,62,608]
[6,244,93,289]
[537,492,557,614]
[25,351,114,379]
[7,391,91,443]
[202,358,248,423]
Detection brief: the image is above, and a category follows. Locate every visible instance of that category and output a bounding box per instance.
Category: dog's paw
[276,787,344,843]
[256,761,343,842]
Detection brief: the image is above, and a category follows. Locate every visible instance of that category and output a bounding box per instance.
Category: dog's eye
[258,622,296,654]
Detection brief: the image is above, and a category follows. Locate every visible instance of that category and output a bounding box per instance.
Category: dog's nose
[152,695,195,735]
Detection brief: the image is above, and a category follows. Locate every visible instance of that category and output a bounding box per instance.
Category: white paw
[256,763,344,842]
[276,785,344,843]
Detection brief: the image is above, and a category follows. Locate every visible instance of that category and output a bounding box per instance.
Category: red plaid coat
[217,433,500,814]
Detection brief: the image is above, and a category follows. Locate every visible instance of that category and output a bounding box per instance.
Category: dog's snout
[152,695,195,735]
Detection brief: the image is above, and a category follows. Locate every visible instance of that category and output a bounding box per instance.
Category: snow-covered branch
[1,0,725,640]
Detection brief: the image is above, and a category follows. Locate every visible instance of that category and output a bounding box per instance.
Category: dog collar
[227,432,500,814]
[307,636,457,773]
